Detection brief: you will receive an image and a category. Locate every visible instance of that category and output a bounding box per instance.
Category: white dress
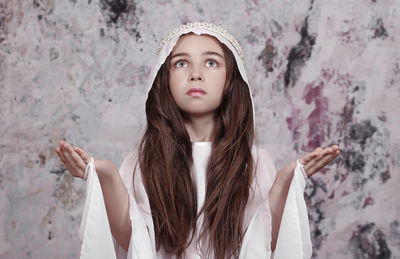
[78,142,312,259]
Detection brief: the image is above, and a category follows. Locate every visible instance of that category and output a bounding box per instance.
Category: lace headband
[156,21,245,61]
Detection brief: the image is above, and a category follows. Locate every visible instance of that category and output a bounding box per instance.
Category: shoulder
[119,151,138,171]
[118,150,139,188]
[118,150,152,214]
[253,147,276,174]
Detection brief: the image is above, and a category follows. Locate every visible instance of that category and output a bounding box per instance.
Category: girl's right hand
[55,140,118,180]
[55,140,90,179]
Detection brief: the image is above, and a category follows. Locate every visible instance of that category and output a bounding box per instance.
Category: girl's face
[168,33,227,118]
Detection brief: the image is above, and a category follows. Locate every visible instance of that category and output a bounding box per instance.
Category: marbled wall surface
[1,0,399,258]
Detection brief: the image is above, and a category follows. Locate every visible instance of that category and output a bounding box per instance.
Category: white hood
[145,21,255,126]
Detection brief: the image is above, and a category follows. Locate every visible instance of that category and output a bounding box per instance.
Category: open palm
[299,145,340,177]
[55,141,91,179]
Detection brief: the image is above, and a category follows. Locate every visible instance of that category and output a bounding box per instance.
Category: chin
[181,108,217,118]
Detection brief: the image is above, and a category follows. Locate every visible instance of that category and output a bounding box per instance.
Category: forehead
[170,33,224,55]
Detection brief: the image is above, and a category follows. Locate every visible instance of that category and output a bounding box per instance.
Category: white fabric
[79,158,117,259]
[272,163,312,259]
[79,143,311,258]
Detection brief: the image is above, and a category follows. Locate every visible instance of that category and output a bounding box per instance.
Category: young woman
[55,22,340,259]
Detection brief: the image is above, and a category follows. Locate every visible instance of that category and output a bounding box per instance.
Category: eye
[174,60,188,68]
[205,59,218,68]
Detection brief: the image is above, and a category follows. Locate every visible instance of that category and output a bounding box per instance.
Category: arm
[268,145,340,252]
[95,159,132,251]
[269,160,296,252]
[55,141,132,251]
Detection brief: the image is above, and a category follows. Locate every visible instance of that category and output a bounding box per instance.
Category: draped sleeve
[78,158,117,259]
[78,152,157,259]
[239,148,312,259]
[271,160,313,259]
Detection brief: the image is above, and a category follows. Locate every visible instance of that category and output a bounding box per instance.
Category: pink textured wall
[0,0,399,258]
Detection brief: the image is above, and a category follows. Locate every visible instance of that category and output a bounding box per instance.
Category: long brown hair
[137,36,255,258]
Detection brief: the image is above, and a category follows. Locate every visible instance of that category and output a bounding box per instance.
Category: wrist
[296,159,309,179]
[82,157,94,180]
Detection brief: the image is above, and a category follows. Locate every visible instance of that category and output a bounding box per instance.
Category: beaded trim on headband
[157,22,245,61]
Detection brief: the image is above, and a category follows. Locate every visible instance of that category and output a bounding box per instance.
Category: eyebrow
[171,51,224,59]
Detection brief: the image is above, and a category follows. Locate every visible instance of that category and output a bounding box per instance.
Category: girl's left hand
[269,145,340,252]
[299,145,340,178]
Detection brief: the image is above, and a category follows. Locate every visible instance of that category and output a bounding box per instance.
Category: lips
[186,87,206,96]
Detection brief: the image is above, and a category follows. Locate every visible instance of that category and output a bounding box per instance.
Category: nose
[189,68,203,82]
[190,75,203,81]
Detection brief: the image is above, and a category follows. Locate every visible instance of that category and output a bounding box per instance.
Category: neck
[183,113,216,142]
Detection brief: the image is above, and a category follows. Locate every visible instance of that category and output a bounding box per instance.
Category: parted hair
[136,37,255,259]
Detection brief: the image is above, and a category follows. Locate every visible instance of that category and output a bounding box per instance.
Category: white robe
[78,143,312,259]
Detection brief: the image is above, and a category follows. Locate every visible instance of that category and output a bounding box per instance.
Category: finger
[321,147,332,155]
[319,145,340,159]
[323,145,340,155]
[331,145,339,152]
[309,147,323,160]
[299,151,318,164]
[59,140,68,148]
[301,147,322,163]
[302,145,340,176]
[302,149,324,173]
[333,146,341,156]
[55,147,66,162]
[312,147,334,163]
[62,142,75,153]
[62,152,86,178]
[315,147,323,154]
[60,141,76,154]
[303,161,314,175]
[307,151,339,177]
[62,143,84,164]
[60,147,74,164]
[61,143,87,172]
[74,147,90,164]
[59,142,68,153]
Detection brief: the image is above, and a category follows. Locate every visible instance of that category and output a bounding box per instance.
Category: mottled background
[0,0,399,258]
